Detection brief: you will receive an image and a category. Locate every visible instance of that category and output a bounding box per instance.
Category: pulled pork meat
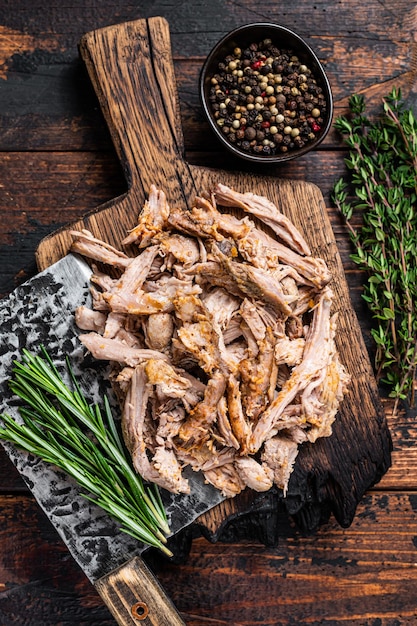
[72,183,350,497]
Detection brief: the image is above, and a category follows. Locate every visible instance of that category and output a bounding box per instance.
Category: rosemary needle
[0,347,172,556]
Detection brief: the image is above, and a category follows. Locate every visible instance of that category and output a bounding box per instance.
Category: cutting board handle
[79,16,197,208]
[80,17,192,624]
[95,556,186,626]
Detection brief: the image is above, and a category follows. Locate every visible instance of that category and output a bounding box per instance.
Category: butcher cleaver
[0,252,225,625]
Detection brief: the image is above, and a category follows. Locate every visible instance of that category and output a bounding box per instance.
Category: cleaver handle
[95,556,186,625]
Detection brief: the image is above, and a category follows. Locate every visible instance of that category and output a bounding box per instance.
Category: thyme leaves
[332,88,417,411]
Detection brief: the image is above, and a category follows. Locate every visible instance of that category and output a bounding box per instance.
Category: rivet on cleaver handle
[95,557,185,625]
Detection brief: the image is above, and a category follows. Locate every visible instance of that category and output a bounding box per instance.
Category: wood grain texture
[149,491,417,625]
[3,492,417,625]
[0,495,114,624]
[0,1,415,152]
[95,558,186,626]
[0,2,416,624]
[79,18,195,201]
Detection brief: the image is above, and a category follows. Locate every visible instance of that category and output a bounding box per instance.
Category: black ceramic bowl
[200,23,333,164]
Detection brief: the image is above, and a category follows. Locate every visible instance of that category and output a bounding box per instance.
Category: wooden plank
[0,57,415,151]
[0,151,126,296]
[2,492,417,625]
[0,54,414,152]
[0,152,126,232]
[0,1,415,151]
[0,150,347,222]
[0,455,26,492]
[0,0,415,52]
[149,491,417,625]
[378,401,417,490]
[0,0,412,44]
[0,495,114,624]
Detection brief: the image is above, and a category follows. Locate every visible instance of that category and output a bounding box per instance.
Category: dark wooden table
[1,2,416,624]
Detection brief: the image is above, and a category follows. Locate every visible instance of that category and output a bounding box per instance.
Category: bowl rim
[199,22,334,164]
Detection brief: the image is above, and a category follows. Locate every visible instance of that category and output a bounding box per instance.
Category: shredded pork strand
[72,184,350,497]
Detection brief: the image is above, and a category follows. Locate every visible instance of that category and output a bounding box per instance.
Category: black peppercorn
[245,127,257,141]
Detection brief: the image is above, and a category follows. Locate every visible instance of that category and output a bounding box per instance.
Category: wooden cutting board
[35,16,391,543]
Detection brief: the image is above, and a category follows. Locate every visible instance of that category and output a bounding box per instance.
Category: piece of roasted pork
[72,183,350,497]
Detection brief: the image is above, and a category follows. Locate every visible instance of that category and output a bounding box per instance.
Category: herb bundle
[332,88,417,411]
[0,348,172,556]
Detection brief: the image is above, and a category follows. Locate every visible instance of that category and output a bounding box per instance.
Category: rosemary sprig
[0,347,172,556]
[332,88,417,412]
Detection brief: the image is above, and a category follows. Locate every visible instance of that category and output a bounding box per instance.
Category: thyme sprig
[0,348,172,556]
[332,88,417,411]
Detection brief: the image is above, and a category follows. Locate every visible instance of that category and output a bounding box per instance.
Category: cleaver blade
[0,253,225,625]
